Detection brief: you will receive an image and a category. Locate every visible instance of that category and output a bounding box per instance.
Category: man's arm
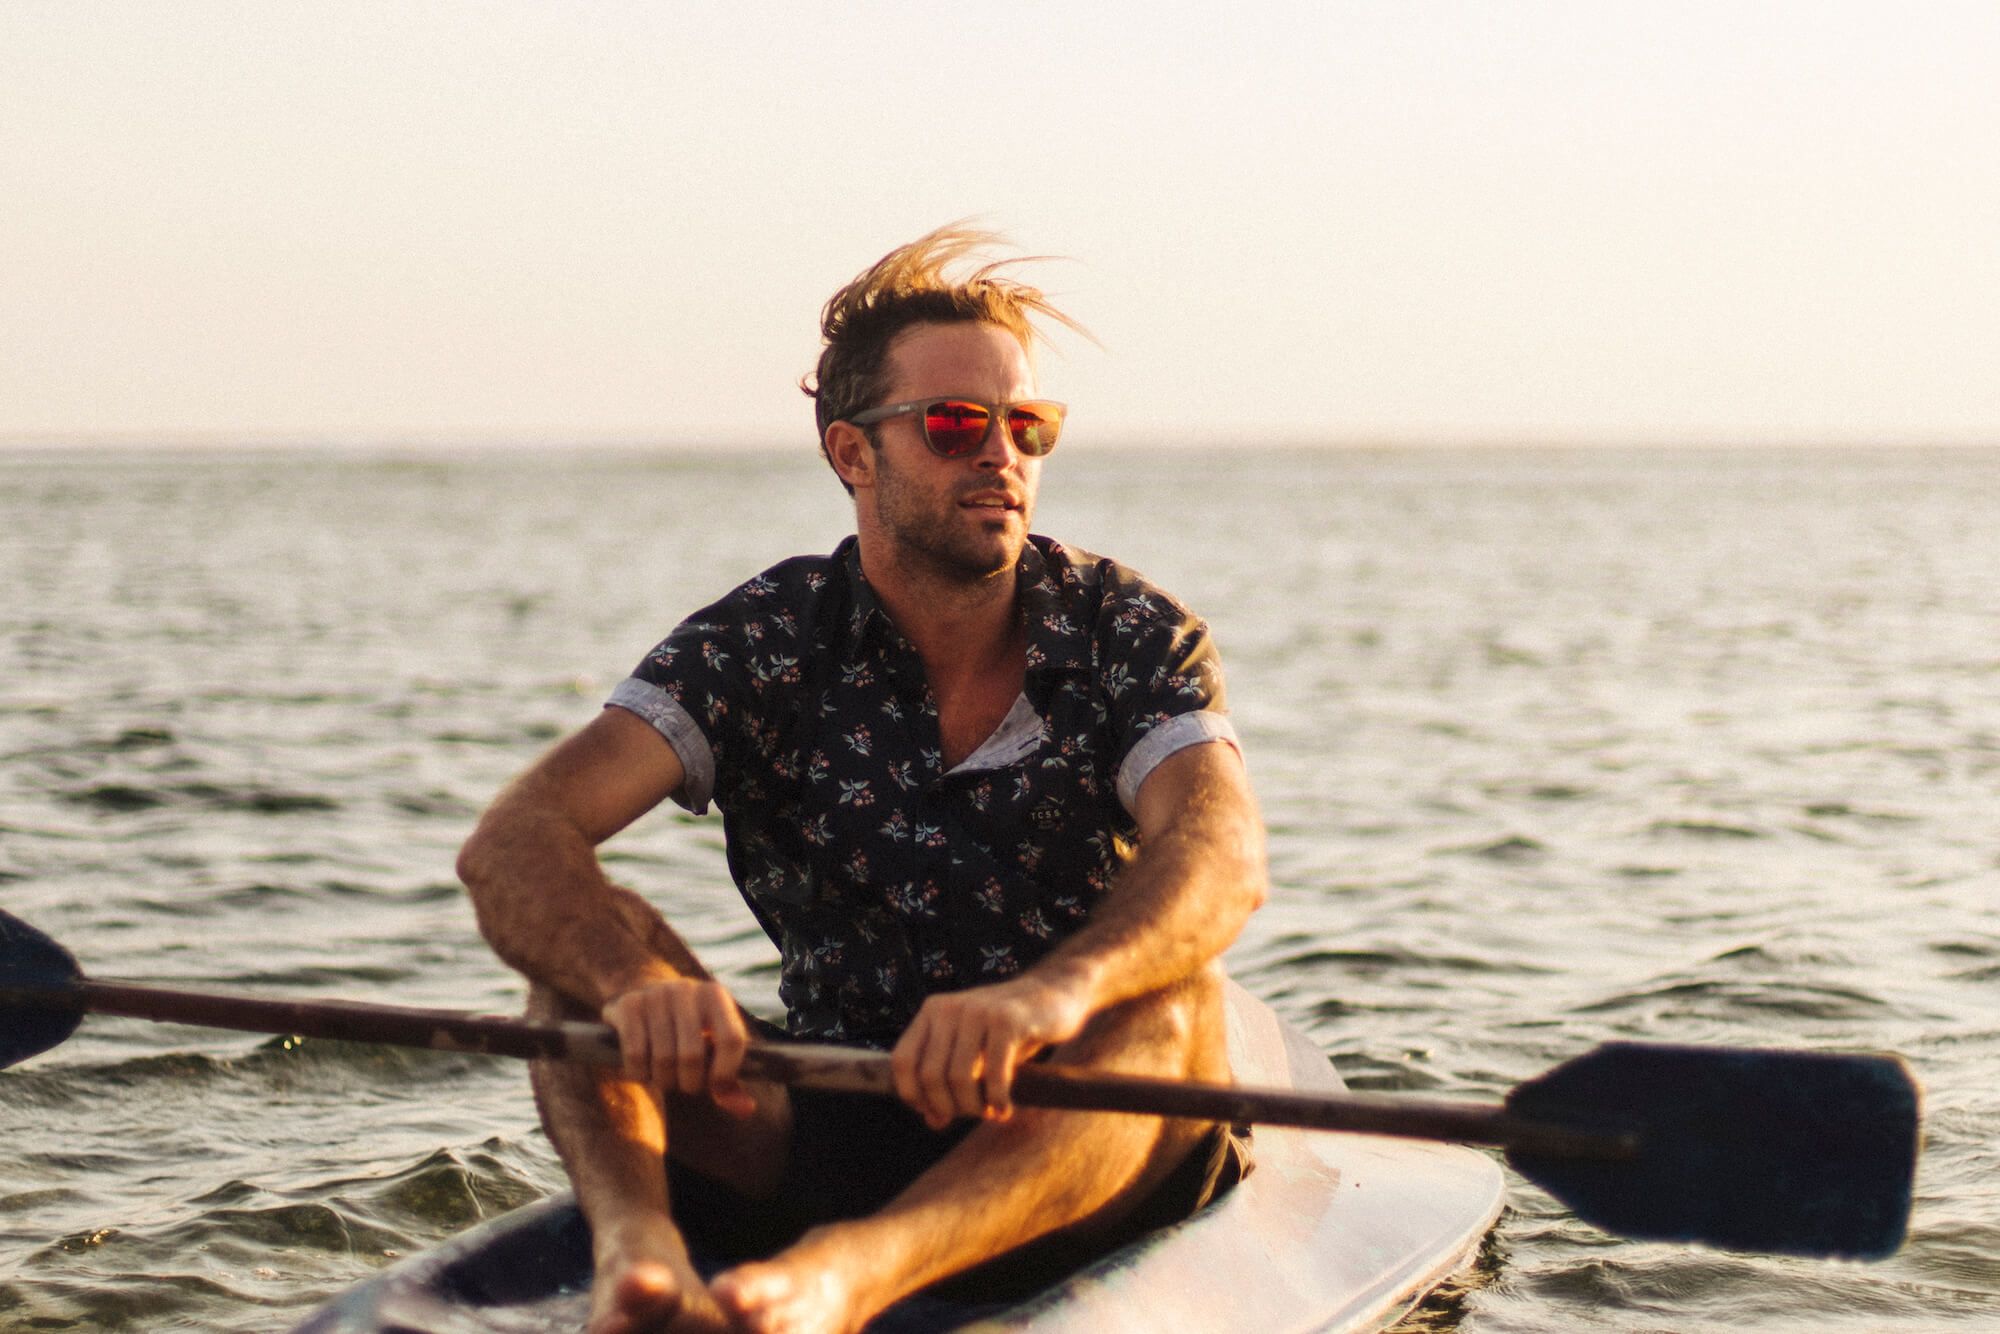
[890,739,1267,1127]
[457,707,755,1114]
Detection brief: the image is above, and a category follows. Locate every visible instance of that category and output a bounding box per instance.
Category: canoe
[293,982,1505,1333]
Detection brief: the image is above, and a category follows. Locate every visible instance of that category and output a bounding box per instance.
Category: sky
[3,2,1996,449]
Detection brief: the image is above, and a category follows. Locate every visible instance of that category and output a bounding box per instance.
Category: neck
[855,533,1023,682]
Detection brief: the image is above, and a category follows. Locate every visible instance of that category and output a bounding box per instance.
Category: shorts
[666,1024,1253,1302]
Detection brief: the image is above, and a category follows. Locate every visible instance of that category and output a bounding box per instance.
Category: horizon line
[4,431,1998,454]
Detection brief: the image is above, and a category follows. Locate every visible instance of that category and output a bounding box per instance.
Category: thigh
[659,1011,797,1199]
[526,980,797,1198]
[1042,967,1239,1223]
[925,1119,1253,1305]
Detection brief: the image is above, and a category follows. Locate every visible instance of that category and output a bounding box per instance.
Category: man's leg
[711,965,1230,1334]
[529,889,793,1334]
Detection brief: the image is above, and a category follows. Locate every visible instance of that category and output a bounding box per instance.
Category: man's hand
[601,977,758,1120]
[889,972,1094,1129]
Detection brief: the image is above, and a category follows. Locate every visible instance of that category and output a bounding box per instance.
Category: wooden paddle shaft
[62,978,624,1063]
[47,979,1631,1160]
[760,1043,1629,1156]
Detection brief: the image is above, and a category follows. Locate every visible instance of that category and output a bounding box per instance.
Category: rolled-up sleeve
[1096,572,1238,817]
[605,677,718,814]
[604,601,756,817]
[1115,709,1240,813]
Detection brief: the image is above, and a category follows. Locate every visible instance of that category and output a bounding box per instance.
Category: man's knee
[1057,964,1228,1080]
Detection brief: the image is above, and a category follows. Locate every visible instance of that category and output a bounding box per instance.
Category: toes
[590,1264,677,1334]
[592,1258,737,1334]
[707,1262,763,1315]
[711,1263,795,1332]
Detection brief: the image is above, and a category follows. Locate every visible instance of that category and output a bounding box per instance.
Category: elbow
[455,826,491,904]
[1235,813,1270,918]
[1201,825,1267,948]
[455,821,510,945]
[1244,867,1269,918]
[1240,887,1267,941]
[457,830,536,979]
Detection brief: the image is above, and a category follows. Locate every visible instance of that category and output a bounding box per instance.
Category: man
[458,226,1267,1334]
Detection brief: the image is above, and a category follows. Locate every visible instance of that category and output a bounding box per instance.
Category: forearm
[1034,772,1267,1015]
[891,746,1264,1125]
[457,783,680,1010]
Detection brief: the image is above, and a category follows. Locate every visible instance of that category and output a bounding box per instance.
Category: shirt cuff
[605,677,717,814]
[1115,710,1241,815]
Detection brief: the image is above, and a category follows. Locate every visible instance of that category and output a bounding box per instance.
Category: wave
[1572,977,1896,1024]
[1437,834,1550,861]
[1508,1248,1965,1328]
[1647,819,1769,841]
[0,1037,514,1108]
[107,878,463,921]
[1246,932,1555,978]
[2,1143,555,1332]
[62,782,342,815]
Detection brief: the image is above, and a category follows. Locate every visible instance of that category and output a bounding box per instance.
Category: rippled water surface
[2,445,1997,1331]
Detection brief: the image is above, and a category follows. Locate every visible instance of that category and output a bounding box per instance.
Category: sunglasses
[848,398,1067,458]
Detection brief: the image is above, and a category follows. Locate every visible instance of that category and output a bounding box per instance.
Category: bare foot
[589,1217,730,1334]
[710,1228,893,1334]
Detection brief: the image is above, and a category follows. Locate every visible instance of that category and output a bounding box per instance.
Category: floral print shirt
[607,535,1237,1047]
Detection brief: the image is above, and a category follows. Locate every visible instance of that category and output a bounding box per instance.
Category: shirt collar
[838,537,895,659]
[836,535,1093,675]
[1017,537,1093,675]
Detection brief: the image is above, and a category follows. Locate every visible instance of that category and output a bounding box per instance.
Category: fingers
[600,980,757,1118]
[667,990,706,1097]
[892,1006,967,1130]
[700,988,756,1119]
[890,1011,939,1126]
[892,993,1040,1128]
[945,1018,994,1124]
[980,1037,1019,1121]
[602,988,654,1087]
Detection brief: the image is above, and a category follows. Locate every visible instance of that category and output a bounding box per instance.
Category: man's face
[861,321,1042,582]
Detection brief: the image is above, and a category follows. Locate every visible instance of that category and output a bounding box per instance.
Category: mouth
[958,491,1023,515]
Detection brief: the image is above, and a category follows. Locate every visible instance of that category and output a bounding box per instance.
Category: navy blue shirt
[608,535,1237,1047]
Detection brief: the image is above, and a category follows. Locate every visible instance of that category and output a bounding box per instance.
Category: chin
[977,528,1028,570]
[933,532,1023,581]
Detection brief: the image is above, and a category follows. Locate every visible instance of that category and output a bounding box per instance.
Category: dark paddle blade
[0,912,86,1068]
[1505,1042,1920,1260]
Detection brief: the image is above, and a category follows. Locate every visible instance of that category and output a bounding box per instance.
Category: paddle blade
[1505,1042,1919,1259]
[0,910,86,1069]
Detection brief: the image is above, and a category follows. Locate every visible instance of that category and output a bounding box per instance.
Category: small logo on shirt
[1028,800,1064,830]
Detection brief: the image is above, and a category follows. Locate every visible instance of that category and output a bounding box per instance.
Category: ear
[824,421,877,490]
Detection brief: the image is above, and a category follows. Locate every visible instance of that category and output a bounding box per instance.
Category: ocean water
[1,444,1996,1332]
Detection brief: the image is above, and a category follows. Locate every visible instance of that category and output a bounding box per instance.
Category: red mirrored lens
[922,401,993,456]
[1007,403,1063,456]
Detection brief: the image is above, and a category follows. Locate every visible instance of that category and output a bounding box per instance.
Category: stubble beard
[872,451,1032,586]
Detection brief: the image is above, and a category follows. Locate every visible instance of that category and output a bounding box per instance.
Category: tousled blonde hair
[803,224,1086,481]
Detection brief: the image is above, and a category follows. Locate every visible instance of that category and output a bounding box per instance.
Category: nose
[970,408,1023,469]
